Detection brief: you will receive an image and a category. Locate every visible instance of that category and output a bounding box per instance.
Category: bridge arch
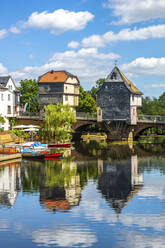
[134,123,165,139]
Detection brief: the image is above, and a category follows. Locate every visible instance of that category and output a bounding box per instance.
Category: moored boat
[48,143,71,148]
[22,148,63,159]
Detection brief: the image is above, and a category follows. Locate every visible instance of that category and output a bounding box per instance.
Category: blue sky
[1,0,165,97]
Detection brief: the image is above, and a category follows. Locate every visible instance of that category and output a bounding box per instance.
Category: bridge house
[0,76,20,130]
[38,70,80,111]
[97,66,142,125]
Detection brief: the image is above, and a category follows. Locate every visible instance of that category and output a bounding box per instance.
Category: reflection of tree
[77,162,98,188]
[45,163,77,188]
[75,141,132,160]
[21,161,43,193]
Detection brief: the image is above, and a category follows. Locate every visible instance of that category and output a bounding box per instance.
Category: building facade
[97,66,142,125]
[38,70,80,110]
[0,76,20,130]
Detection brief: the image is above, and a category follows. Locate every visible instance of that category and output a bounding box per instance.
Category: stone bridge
[14,113,165,141]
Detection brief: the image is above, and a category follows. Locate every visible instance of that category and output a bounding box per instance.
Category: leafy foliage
[139,92,165,116]
[77,86,97,113]
[0,116,5,124]
[19,79,39,112]
[89,78,105,100]
[40,103,76,142]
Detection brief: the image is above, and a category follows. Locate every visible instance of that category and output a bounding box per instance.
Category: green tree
[41,103,76,142]
[19,79,39,112]
[89,78,105,100]
[0,116,5,125]
[77,86,97,113]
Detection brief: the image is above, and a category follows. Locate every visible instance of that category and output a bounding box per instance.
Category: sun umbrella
[13,125,29,129]
[24,128,39,132]
[26,125,40,128]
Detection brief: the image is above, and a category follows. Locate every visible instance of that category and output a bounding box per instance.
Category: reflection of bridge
[14,112,165,141]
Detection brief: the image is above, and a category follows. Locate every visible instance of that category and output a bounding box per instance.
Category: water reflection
[0,150,144,214]
[1,144,165,248]
[40,161,81,212]
[0,160,21,207]
[97,155,143,214]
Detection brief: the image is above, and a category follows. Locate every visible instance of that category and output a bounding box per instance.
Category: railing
[17,111,97,121]
[76,112,97,120]
[138,115,165,124]
[16,112,165,124]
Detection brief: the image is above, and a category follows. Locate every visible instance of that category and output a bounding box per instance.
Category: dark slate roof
[0,76,10,86]
[104,66,143,95]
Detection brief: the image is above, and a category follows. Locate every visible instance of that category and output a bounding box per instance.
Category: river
[0,142,165,248]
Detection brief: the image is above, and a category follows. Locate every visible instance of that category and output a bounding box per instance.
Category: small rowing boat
[48,143,71,148]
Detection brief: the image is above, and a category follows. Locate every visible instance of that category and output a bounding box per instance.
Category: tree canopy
[139,92,165,116]
[77,86,97,113]
[19,79,39,113]
[40,103,76,142]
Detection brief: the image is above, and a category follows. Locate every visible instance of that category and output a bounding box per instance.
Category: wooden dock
[0,153,22,162]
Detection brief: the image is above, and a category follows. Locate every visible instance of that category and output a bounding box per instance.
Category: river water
[0,143,165,248]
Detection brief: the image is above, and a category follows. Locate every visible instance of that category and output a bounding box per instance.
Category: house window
[8,94,10,101]
[120,85,123,89]
[65,95,68,101]
[105,85,108,90]
[7,106,11,114]
[132,95,134,102]
[109,96,112,101]
[1,94,3,101]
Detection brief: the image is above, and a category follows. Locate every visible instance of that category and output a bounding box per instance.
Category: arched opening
[134,126,165,142]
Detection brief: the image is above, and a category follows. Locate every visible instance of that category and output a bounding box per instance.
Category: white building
[0,76,20,130]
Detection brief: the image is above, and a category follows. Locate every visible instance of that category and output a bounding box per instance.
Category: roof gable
[105,66,142,95]
[0,76,18,91]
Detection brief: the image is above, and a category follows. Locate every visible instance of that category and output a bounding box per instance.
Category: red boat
[45,153,63,158]
[48,143,71,148]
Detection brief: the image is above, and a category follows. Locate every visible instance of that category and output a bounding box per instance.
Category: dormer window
[110,72,117,80]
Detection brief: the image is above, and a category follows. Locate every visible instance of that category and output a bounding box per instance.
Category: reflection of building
[0,162,21,207]
[97,155,143,214]
[40,161,81,212]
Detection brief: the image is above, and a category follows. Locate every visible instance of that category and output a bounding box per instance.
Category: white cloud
[119,230,165,248]
[10,48,120,86]
[10,26,20,34]
[144,84,165,88]
[32,225,97,247]
[20,9,94,34]
[81,24,165,47]
[104,0,165,25]
[0,63,8,75]
[0,29,8,39]
[68,41,80,49]
[121,57,165,76]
